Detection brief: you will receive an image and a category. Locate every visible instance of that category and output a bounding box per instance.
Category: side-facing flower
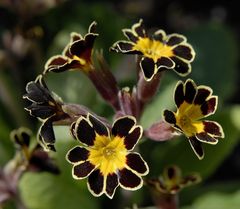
[44,21,98,74]
[146,165,201,194]
[23,75,69,151]
[163,79,224,159]
[66,114,149,199]
[111,19,195,81]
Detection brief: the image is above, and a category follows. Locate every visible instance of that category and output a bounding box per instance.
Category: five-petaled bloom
[23,75,68,151]
[163,79,224,159]
[146,165,201,194]
[66,114,149,199]
[111,19,195,81]
[44,21,98,74]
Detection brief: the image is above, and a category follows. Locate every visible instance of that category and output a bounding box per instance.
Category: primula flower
[146,165,201,194]
[66,114,149,199]
[163,79,224,159]
[111,19,195,81]
[44,21,98,74]
[23,75,68,151]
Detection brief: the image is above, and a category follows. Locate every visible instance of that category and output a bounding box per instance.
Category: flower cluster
[22,19,224,200]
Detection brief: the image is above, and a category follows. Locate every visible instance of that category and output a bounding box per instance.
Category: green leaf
[182,190,240,209]
[186,22,238,101]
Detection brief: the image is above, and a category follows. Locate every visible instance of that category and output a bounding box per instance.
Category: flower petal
[163,110,176,125]
[203,121,224,138]
[194,87,212,105]
[201,96,217,116]
[112,116,136,138]
[70,32,82,42]
[25,103,55,119]
[173,44,195,61]
[74,116,96,146]
[111,41,137,54]
[88,114,109,137]
[184,79,197,104]
[166,34,186,46]
[163,165,181,182]
[171,56,191,76]
[174,81,185,108]
[140,57,156,81]
[125,153,149,175]
[195,132,218,145]
[132,19,146,37]
[105,173,119,199]
[88,21,97,34]
[123,29,138,42]
[87,169,104,196]
[38,117,56,151]
[123,126,143,150]
[44,55,69,73]
[66,146,89,164]
[119,168,143,190]
[156,57,175,69]
[188,137,204,160]
[152,29,166,42]
[72,161,95,179]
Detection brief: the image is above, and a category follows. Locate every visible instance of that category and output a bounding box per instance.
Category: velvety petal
[171,56,191,76]
[173,44,195,61]
[25,103,55,119]
[75,116,96,146]
[88,114,109,136]
[112,41,136,54]
[70,38,90,58]
[201,96,217,116]
[119,168,143,190]
[194,87,212,105]
[70,122,77,140]
[123,126,142,150]
[105,173,119,199]
[132,19,146,37]
[184,79,197,103]
[23,81,52,103]
[70,32,82,42]
[152,29,166,42]
[44,55,69,73]
[66,146,89,164]
[174,81,185,108]
[38,117,56,151]
[203,121,224,138]
[140,57,156,81]
[163,110,176,125]
[188,137,204,160]
[72,161,95,179]
[164,165,181,181]
[126,153,148,175]
[112,116,136,138]
[166,34,186,46]
[87,169,104,196]
[123,29,138,42]
[196,132,218,144]
[156,57,175,69]
[88,21,97,34]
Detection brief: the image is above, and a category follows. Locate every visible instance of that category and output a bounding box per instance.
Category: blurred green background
[0,0,240,209]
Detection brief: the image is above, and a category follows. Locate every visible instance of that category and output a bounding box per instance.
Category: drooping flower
[66,113,149,199]
[44,21,98,74]
[163,79,224,159]
[23,75,69,151]
[111,19,195,81]
[146,165,201,194]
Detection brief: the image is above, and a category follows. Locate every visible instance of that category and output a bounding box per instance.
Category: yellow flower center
[175,102,204,137]
[133,37,173,62]
[88,134,127,176]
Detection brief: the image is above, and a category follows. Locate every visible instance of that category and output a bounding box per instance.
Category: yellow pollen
[133,37,173,62]
[88,135,127,176]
